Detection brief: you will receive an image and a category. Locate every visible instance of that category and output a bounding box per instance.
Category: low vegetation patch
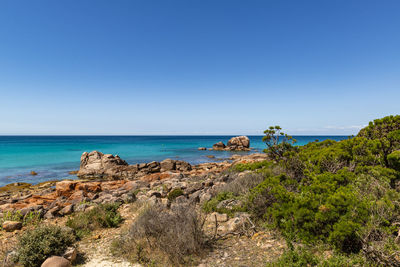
[267,246,368,267]
[167,188,184,201]
[66,203,123,238]
[233,160,271,172]
[113,203,209,266]
[15,225,75,267]
[0,210,42,229]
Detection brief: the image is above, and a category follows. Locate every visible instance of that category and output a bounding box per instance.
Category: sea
[0,135,349,187]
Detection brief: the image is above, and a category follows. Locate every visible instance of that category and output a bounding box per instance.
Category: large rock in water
[77,151,192,180]
[227,136,250,151]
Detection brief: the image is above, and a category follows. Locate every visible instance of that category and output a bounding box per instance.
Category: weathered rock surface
[2,221,22,232]
[77,151,135,179]
[41,256,71,267]
[78,151,192,180]
[213,141,226,150]
[227,136,250,150]
[212,136,251,151]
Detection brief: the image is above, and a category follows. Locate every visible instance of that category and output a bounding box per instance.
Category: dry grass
[113,203,209,266]
[0,234,17,267]
[221,172,265,196]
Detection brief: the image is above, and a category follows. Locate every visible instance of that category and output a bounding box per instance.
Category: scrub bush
[167,188,184,201]
[66,203,123,238]
[114,203,208,265]
[15,225,75,267]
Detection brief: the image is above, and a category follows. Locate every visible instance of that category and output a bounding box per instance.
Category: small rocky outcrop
[213,141,226,150]
[77,151,192,180]
[212,136,250,151]
[226,136,250,151]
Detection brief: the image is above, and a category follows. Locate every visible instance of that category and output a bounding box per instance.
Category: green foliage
[357,115,400,166]
[267,246,369,267]
[266,247,318,267]
[203,192,233,212]
[388,150,400,171]
[233,160,271,172]
[262,125,297,160]
[0,210,42,229]
[167,188,184,201]
[247,116,400,260]
[357,115,400,140]
[66,203,123,238]
[15,225,75,267]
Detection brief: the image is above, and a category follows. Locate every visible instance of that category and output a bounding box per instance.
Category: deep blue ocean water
[0,136,349,187]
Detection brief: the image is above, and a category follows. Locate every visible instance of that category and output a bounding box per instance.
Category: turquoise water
[0,136,348,186]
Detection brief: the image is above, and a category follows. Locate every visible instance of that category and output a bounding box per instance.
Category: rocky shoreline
[0,151,267,229]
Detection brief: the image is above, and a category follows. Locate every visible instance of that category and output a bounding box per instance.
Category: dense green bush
[388,150,400,171]
[244,115,400,262]
[66,203,123,238]
[15,225,75,267]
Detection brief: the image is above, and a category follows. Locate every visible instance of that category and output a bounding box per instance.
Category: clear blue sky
[0,0,399,135]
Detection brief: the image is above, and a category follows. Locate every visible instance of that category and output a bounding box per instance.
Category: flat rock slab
[2,221,22,232]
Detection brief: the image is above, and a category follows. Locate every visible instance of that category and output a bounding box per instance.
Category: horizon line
[0,134,353,137]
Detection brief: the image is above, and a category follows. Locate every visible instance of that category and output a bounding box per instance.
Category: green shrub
[388,150,400,171]
[233,160,271,172]
[167,188,184,201]
[268,246,369,267]
[266,247,318,267]
[66,203,123,238]
[15,225,75,267]
[201,191,246,216]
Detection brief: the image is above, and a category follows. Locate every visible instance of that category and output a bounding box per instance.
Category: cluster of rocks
[77,151,192,180]
[212,136,251,151]
[0,152,267,232]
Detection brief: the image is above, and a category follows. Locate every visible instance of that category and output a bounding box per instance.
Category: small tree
[262,126,296,160]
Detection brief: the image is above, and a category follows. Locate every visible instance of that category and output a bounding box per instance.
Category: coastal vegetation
[204,115,400,266]
[14,225,75,267]
[66,203,123,238]
[112,203,208,265]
